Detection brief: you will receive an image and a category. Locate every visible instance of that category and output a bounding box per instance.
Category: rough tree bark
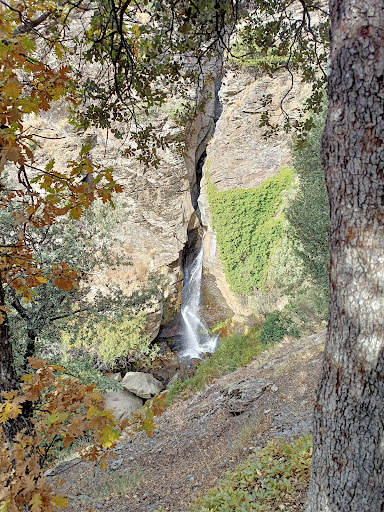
[0,278,18,394]
[307,1,384,510]
[0,277,30,443]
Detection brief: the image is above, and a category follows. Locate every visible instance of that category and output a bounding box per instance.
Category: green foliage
[191,435,312,512]
[1,196,163,374]
[166,331,264,405]
[207,167,294,294]
[228,33,287,69]
[64,311,158,365]
[286,113,329,297]
[52,353,121,393]
[262,113,329,324]
[257,311,299,346]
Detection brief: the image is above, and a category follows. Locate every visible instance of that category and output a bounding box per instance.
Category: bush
[264,113,329,324]
[228,30,287,70]
[62,311,159,366]
[257,311,299,346]
[0,360,166,511]
[286,113,329,298]
[191,435,312,512]
[207,167,294,294]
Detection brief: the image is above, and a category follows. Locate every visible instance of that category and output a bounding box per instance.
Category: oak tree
[306,1,384,510]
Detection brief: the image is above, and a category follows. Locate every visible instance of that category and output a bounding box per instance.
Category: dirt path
[53,331,325,512]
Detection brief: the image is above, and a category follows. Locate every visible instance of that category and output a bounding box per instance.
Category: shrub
[286,113,329,299]
[264,113,329,324]
[228,30,287,70]
[0,359,121,511]
[257,311,299,346]
[207,167,294,295]
[0,359,166,511]
[191,435,312,512]
[63,311,159,365]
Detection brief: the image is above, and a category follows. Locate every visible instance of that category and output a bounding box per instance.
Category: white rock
[104,390,144,422]
[121,372,164,399]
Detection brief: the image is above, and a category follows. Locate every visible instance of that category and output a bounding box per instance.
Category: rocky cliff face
[199,68,309,316]
[26,58,222,341]
[27,62,307,339]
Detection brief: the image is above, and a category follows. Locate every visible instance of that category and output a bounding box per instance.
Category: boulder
[179,360,197,381]
[121,372,164,399]
[104,390,144,422]
[167,372,181,388]
[222,379,272,414]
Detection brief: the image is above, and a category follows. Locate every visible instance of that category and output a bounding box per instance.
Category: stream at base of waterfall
[179,235,218,359]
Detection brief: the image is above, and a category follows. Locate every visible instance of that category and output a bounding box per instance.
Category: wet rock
[221,379,272,414]
[121,372,164,399]
[179,360,197,380]
[150,352,181,384]
[190,358,202,368]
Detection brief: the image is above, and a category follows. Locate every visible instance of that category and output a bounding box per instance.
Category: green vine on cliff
[206,166,294,295]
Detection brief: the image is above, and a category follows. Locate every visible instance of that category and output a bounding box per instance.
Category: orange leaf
[52,276,75,291]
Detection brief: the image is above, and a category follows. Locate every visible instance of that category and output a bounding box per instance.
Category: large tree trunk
[307,1,384,510]
[0,277,18,394]
[0,277,30,443]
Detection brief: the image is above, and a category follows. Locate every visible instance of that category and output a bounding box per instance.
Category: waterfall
[179,235,218,359]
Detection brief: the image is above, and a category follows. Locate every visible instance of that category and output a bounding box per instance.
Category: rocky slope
[52,330,325,512]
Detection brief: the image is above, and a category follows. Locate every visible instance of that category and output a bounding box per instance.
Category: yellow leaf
[86,405,99,420]
[99,425,119,447]
[1,391,15,400]
[51,495,69,510]
[0,500,10,512]
[46,410,69,426]
[2,78,21,99]
[29,493,42,512]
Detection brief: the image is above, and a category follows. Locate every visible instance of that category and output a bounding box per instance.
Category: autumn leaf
[0,402,22,423]
[13,211,28,226]
[86,405,99,420]
[69,206,83,220]
[99,425,119,447]
[52,276,76,291]
[29,493,42,512]
[51,495,69,510]
[2,78,21,99]
[46,410,69,427]
[0,500,10,512]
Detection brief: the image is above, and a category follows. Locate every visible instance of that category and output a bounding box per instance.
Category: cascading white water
[179,237,218,359]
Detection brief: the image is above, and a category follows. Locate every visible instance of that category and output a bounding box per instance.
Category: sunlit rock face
[199,69,308,315]
[26,64,220,341]
[26,61,306,336]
